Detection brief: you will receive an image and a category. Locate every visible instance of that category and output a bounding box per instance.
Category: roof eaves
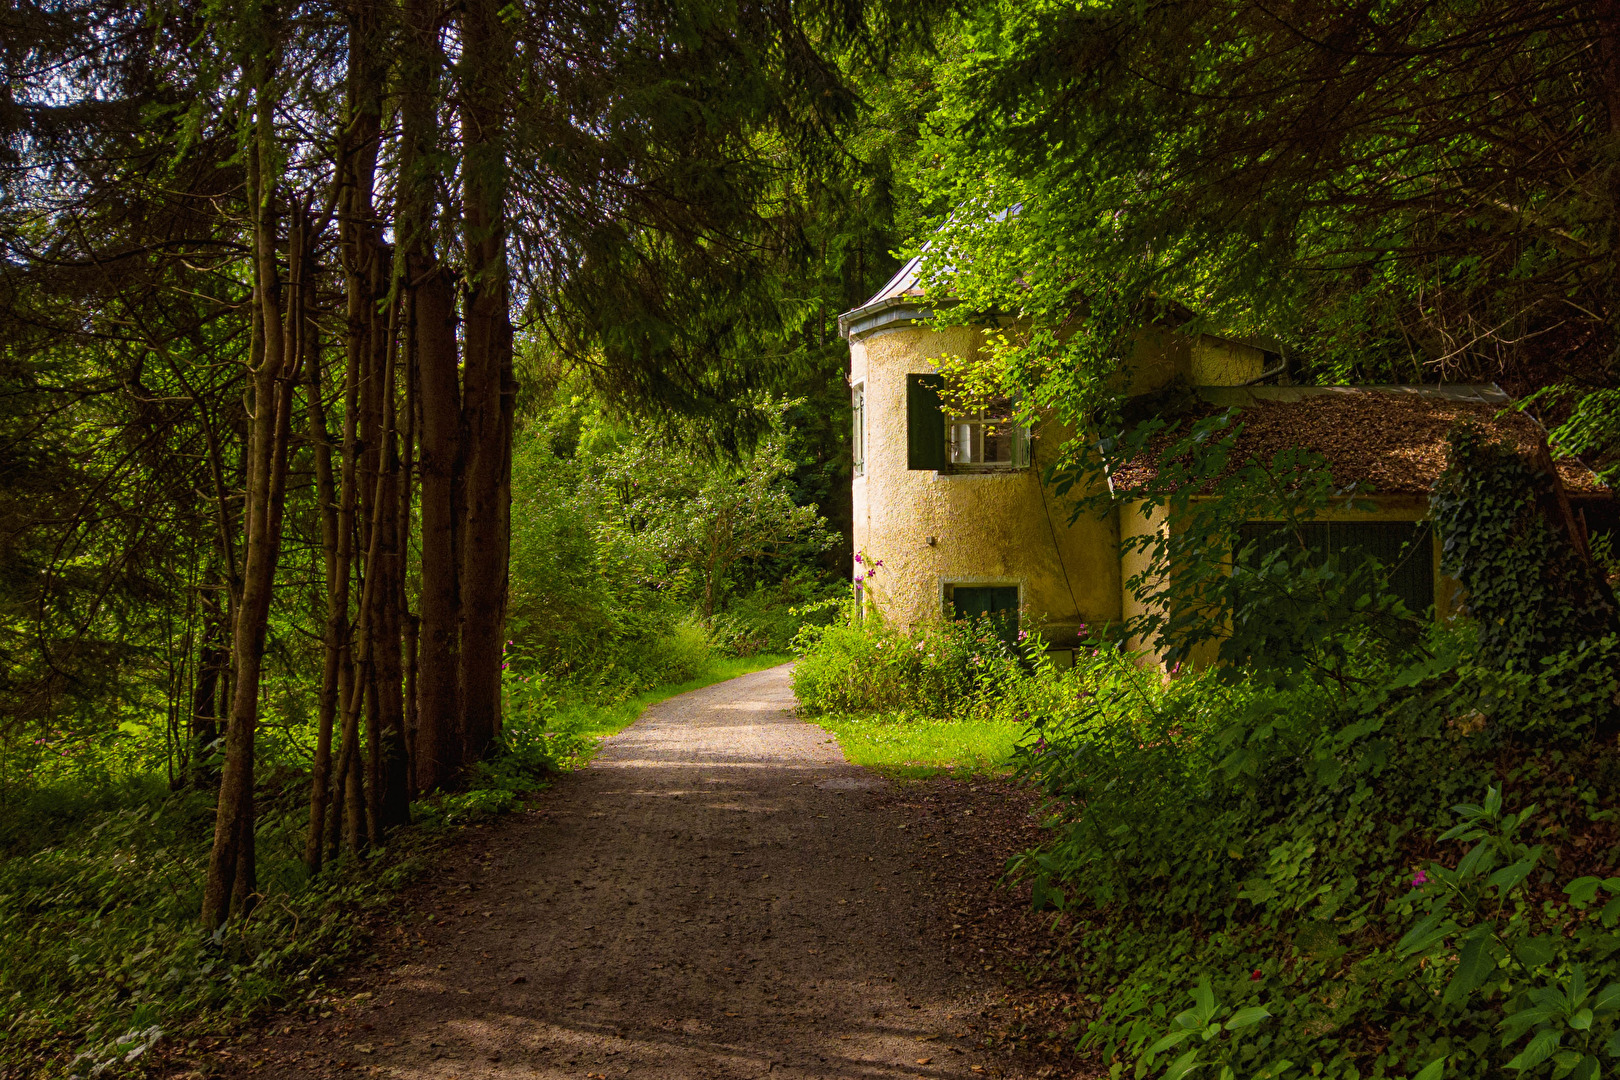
[838,296,935,341]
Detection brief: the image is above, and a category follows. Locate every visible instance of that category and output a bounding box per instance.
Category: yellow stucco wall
[1124,329,1267,395]
[1119,500,1167,656]
[849,322,1277,643]
[850,324,1121,642]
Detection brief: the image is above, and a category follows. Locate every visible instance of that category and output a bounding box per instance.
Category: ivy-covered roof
[1112,384,1608,496]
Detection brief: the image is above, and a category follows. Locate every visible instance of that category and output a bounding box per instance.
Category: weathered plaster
[851,323,1284,644]
[850,324,1120,643]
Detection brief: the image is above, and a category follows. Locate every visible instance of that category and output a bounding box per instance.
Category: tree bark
[370,265,411,830]
[326,238,363,864]
[457,0,516,764]
[400,298,421,802]
[201,114,306,929]
[188,594,225,785]
[402,0,463,790]
[415,265,461,785]
[337,0,411,840]
[302,271,346,875]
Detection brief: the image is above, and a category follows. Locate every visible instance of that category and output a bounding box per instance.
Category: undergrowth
[792,613,1032,777]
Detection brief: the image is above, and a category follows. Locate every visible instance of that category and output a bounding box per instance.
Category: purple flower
[1413,869,1428,887]
[854,553,863,564]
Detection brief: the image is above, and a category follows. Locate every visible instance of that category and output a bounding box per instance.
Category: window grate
[1236,521,1435,614]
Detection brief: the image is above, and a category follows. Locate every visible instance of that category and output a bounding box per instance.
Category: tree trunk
[457,0,516,764]
[337,0,413,840]
[401,0,462,790]
[201,124,306,931]
[303,277,346,875]
[400,301,421,802]
[188,596,225,785]
[415,266,462,787]
[326,234,363,865]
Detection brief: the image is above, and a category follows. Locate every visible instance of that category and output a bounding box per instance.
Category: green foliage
[1143,978,1273,1080]
[709,569,838,656]
[506,381,835,698]
[0,782,420,1078]
[791,609,1027,719]
[910,1,1620,444]
[1000,626,1620,1080]
[1074,410,1430,684]
[1430,426,1620,674]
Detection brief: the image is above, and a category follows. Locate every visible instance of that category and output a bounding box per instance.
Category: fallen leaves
[881,777,1093,1074]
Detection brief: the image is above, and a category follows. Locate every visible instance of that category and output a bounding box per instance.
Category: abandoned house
[840,256,1610,662]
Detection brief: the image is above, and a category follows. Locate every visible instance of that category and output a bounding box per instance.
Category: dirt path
[241,664,1053,1079]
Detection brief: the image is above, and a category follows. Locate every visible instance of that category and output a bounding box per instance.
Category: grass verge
[812,712,1028,778]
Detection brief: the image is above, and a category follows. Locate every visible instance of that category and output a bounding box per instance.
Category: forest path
[246,662,1043,1080]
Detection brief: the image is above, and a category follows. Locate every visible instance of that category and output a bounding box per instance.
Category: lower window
[1236,520,1435,614]
[946,584,1020,642]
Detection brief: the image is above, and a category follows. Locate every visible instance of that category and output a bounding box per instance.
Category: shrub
[709,571,840,657]
[791,613,1027,719]
[997,618,1620,1080]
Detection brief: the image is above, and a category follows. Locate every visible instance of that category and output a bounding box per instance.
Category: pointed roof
[837,255,930,340]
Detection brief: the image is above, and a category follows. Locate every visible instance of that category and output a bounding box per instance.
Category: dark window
[1236,521,1435,614]
[949,584,1020,642]
[906,373,946,471]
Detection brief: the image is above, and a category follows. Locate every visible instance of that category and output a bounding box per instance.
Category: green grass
[554,653,793,744]
[812,712,1029,778]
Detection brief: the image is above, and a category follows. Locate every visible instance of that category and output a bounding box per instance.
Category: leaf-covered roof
[1112,385,1608,496]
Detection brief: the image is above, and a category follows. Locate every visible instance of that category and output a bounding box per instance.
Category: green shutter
[907,373,946,471]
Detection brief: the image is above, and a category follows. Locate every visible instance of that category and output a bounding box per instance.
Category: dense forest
[7,2,1620,1079]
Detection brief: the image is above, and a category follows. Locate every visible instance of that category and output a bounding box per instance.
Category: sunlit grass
[813,711,1029,778]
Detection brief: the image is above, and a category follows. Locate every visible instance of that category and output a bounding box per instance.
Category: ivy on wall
[1430,425,1619,671]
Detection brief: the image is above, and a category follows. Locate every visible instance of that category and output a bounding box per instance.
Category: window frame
[1234,519,1437,615]
[906,373,1032,474]
[945,400,1030,472]
[851,380,866,477]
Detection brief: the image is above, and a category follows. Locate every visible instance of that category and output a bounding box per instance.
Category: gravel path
[246,663,1047,1079]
